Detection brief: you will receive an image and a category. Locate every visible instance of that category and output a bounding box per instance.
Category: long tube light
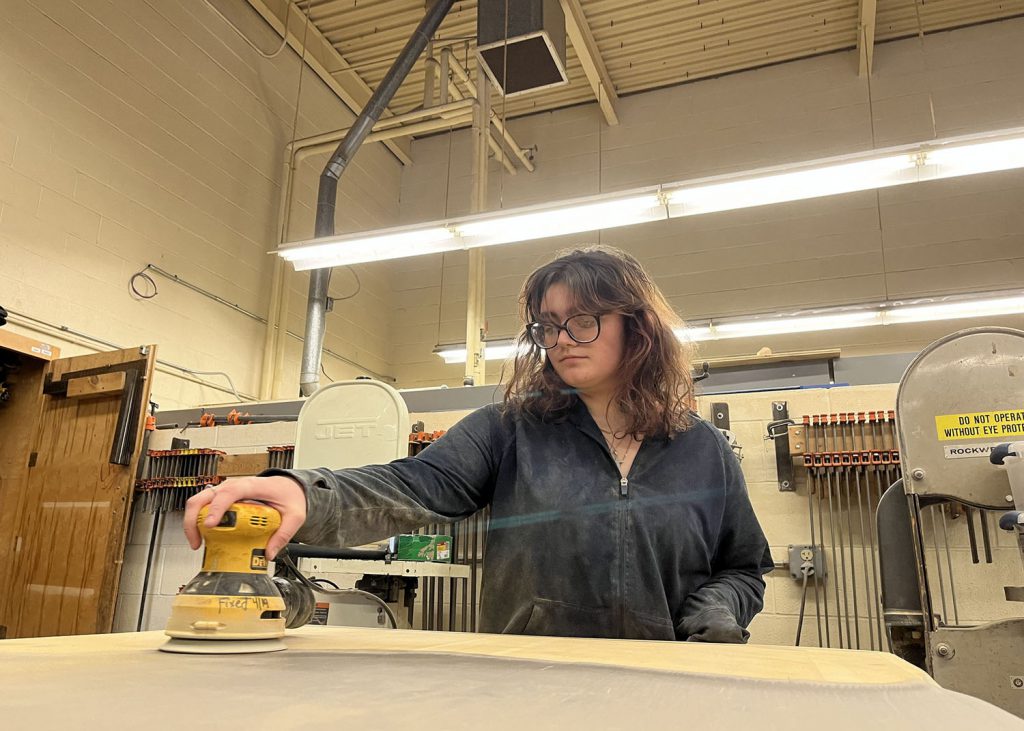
[882,293,1024,326]
[434,290,1024,363]
[277,225,457,268]
[277,127,1024,269]
[434,340,518,364]
[457,193,666,248]
[710,311,882,339]
[278,189,667,270]
[682,290,1024,343]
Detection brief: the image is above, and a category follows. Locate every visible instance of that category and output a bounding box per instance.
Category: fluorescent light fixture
[924,136,1024,179]
[667,156,917,217]
[435,290,1024,363]
[675,325,713,343]
[666,128,1024,218]
[435,347,468,364]
[711,311,882,339]
[684,290,1024,343]
[882,294,1024,325]
[433,340,520,364]
[457,193,666,247]
[278,126,1024,269]
[278,191,666,270]
[278,226,458,271]
[678,312,881,343]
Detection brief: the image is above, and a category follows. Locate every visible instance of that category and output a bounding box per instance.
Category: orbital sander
[160,502,293,654]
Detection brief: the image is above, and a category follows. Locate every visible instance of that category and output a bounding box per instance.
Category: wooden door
[0,346,155,639]
[0,330,60,637]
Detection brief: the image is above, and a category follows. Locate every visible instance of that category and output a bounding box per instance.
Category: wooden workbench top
[2,624,926,684]
[1,626,1019,730]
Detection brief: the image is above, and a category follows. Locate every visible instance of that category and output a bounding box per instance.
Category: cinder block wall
[389,18,1024,388]
[118,383,1024,648]
[0,0,402,410]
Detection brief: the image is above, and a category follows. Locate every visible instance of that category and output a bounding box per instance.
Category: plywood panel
[15,627,1020,731]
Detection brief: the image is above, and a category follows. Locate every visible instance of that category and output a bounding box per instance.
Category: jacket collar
[566,396,603,442]
[566,395,674,443]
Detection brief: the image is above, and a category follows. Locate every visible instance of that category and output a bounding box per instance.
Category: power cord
[332,266,361,302]
[276,551,398,629]
[129,269,158,299]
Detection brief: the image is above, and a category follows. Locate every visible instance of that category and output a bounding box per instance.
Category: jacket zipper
[618,474,629,636]
[595,432,630,635]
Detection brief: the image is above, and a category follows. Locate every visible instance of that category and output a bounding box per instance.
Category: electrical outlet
[788,544,826,581]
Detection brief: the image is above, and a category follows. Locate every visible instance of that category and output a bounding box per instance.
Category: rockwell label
[943,444,1002,460]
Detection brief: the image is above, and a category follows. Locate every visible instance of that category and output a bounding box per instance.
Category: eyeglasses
[526,314,602,349]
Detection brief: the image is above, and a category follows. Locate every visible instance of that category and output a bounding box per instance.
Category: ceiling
[294,0,1024,127]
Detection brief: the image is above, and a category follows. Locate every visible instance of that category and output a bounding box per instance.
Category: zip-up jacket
[266,399,773,641]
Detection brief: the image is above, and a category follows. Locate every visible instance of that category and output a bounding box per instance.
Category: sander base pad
[159,637,286,655]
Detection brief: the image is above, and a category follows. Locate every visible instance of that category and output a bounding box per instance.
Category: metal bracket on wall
[711,402,743,462]
[772,401,795,491]
[711,402,730,431]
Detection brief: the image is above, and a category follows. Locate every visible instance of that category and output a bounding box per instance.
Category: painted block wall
[390,18,1024,388]
[0,0,402,409]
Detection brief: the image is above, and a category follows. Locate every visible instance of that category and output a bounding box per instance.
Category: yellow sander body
[160,502,287,654]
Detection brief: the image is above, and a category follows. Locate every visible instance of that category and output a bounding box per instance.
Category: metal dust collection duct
[477,0,568,97]
[300,0,456,396]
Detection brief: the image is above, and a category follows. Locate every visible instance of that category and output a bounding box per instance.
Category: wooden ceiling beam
[559,0,620,126]
[245,0,413,164]
[857,0,877,76]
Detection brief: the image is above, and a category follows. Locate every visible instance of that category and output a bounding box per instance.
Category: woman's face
[537,282,627,397]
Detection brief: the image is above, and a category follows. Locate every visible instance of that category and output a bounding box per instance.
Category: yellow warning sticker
[935,410,1024,441]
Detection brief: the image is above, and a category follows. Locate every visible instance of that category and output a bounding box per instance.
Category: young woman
[184,246,772,642]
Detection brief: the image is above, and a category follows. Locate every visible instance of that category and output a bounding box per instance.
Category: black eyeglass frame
[526,313,603,350]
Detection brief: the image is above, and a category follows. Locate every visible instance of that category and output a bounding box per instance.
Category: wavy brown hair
[503,246,696,438]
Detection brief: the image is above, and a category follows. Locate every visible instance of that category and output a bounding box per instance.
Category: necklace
[594,418,637,469]
[606,435,635,467]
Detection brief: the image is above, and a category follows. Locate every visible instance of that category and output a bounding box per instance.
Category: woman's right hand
[183,475,307,560]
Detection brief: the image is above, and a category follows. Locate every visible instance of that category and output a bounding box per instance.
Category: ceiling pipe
[261,103,477,399]
[291,99,475,153]
[296,110,475,164]
[299,0,456,397]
